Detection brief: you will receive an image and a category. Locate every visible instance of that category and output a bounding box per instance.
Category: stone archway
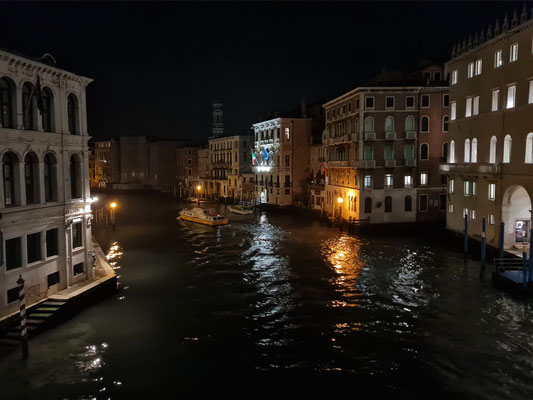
[502,185,532,248]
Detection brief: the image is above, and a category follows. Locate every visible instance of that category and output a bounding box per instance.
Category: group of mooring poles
[465,213,533,290]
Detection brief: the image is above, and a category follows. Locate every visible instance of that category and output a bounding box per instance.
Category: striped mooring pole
[17,275,28,359]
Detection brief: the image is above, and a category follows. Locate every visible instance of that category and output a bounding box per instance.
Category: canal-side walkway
[0,240,118,356]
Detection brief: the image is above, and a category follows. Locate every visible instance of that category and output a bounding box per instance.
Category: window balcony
[405,131,417,140]
[385,131,396,140]
[405,159,416,167]
[364,132,376,140]
[439,162,500,176]
[356,160,376,169]
[385,159,396,167]
[325,160,358,168]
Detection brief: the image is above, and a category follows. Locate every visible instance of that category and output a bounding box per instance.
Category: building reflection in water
[243,213,294,338]
[322,235,363,309]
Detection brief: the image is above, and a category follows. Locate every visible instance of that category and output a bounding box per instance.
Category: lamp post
[196,185,201,205]
[110,202,117,230]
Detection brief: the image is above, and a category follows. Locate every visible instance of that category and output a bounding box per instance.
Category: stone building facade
[442,10,533,249]
[322,63,448,224]
[0,49,94,318]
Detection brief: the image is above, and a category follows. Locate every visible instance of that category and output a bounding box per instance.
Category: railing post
[17,275,28,359]
[523,252,528,291]
[464,213,468,256]
[499,221,505,259]
[530,228,533,283]
[481,217,486,266]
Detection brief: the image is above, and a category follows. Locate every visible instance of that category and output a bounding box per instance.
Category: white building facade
[0,49,93,318]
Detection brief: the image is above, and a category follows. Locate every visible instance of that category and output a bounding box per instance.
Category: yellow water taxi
[177,207,228,226]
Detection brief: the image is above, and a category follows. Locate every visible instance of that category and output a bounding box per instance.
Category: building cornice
[0,50,93,87]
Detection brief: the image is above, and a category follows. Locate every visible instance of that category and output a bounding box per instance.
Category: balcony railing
[385,131,396,140]
[439,162,500,175]
[356,160,376,168]
[385,159,396,167]
[326,160,358,168]
[405,159,416,167]
[405,131,417,140]
[364,132,376,140]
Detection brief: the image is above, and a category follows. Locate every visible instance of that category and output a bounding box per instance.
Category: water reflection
[322,235,363,308]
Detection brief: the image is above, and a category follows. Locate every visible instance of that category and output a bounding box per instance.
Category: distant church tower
[212,101,224,138]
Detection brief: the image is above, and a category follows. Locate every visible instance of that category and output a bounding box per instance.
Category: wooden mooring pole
[499,222,505,259]
[464,213,468,259]
[17,275,28,359]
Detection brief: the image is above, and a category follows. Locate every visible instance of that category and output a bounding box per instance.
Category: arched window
[503,134,512,163]
[363,145,374,160]
[443,115,449,132]
[22,82,35,130]
[364,197,372,213]
[24,152,39,204]
[364,117,374,132]
[450,140,456,163]
[404,196,412,212]
[2,152,18,206]
[384,144,393,160]
[44,153,57,202]
[70,154,81,198]
[490,136,497,164]
[385,196,392,212]
[41,87,54,132]
[405,144,414,160]
[421,116,430,132]
[67,94,79,134]
[385,116,394,132]
[420,143,429,160]
[525,133,533,164]
[0,77,14,128]
[347,120,351,133]
[471,138,478,163]
[464,139,471,163]
[442,142,449,162]
[405,116,415,131]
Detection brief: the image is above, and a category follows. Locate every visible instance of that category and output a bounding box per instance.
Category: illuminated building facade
[442,9,533,249]
[0,49,94,318]
[323,62,448,223]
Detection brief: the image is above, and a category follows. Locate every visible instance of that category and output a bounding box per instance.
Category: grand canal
[1,193,533,399]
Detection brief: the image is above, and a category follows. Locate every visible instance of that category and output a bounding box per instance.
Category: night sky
[0,1,523,143]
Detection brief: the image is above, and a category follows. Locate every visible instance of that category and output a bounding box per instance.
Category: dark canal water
[1,193,533,399]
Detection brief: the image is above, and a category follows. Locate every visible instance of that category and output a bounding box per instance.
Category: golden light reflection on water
[106,242,123,271]
[322,235,364,309]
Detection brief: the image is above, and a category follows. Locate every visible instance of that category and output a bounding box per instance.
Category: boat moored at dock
[177,207,228,226]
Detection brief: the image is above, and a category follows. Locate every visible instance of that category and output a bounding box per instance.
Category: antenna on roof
[41,53,56,66]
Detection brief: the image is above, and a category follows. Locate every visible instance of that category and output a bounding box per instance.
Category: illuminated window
[464,180,470,196]
[285,128,290,140]
[510,43,518,62]
[503,134,512,163]
[364,175,371,188]
[420,172,428,185]
[465,97,472,117]
[464,139,471,163]
[529,81,533,104]
[475,59,482,75]
[473,96,479,116]
[451,69,458,85]
[470,209,476,220]
[448,203,454,213]
[489,214,495,225]
[471,138,478,163]
[490,136,497,163]
[467,62,475,78]
[449,178,455,193]
[494,50,503,67]
[526,133,533,163]
[488,183,496,200]
[404,175,412,188]
[506,85,516,109]
[492,89,500,111]
[385,174,393,188]
[472,181,477,196]
[450,102,456,120]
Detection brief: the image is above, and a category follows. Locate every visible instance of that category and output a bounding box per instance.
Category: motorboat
[227,204,254,215]
[177,207,228,226]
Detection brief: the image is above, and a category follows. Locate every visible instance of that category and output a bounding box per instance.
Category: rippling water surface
[1,193,533,399]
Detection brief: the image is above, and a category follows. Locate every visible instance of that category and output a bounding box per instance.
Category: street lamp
[196,185,202,204]
[110,202,117,230]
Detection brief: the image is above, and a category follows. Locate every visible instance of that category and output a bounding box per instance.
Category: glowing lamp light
[348,191,354,198]
[110,202,117,209]
[197,185,202,190]
[337,197,344,204]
